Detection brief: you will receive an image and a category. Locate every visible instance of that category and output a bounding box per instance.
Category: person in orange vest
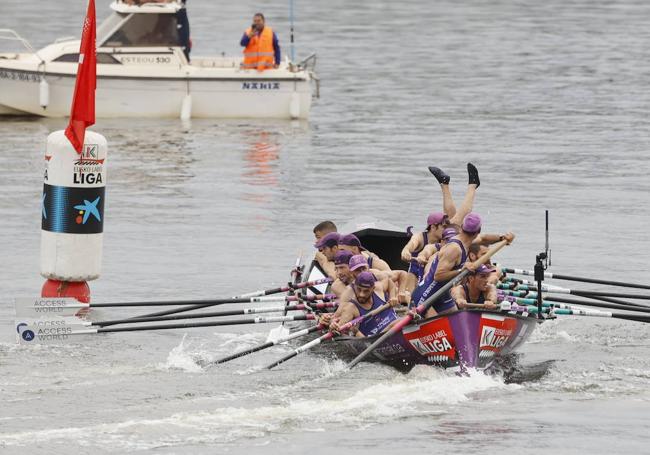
[240,13,281,71]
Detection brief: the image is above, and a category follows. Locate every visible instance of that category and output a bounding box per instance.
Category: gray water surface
[1,0,649,453]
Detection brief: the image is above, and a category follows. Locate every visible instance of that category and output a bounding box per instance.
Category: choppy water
[1,0,650,453]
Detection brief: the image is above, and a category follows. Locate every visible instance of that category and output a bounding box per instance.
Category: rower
[330,271,399,337]
[450,264,498,310]
[314,232,340,280]
[338,233,391,272]
[415,226,458,267]
[331,250,355,297]
[467,243,502,285]
[411,212,483,318]
[349,254,409,304]
[400,211,449,292]
[313,220,337,241]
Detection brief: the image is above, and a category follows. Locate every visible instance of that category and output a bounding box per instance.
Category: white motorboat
[0,0,318,119]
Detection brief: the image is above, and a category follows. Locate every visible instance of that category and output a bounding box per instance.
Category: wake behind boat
[0,0,318,119]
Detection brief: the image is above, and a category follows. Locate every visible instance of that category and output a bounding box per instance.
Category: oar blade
[14,297,89,318]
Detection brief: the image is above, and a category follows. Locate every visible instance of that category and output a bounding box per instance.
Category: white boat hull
[0,69,313,119]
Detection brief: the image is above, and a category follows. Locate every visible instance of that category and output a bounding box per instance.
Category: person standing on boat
[451,264,499,310]
[240,13,281,71]
[338,234,391,272]
[330,272,399,337]
[314,232,340,280]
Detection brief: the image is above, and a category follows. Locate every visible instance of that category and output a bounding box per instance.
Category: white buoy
[39,78,49,109]
[180,93,192,120]
[289,91,300,119]
[40,130,107,282]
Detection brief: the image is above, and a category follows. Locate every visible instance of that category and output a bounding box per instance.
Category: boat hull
[333,310,540,370]
[0,68,313,119]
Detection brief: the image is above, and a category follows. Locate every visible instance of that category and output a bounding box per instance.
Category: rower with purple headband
[415,226,459,267]
[314,232,341,280]
[349,254,411,305]
[330,271,399,337]
[400,212,450,295]
[338,233,391,272]
[330,250,355,297]
[450,264,499,310]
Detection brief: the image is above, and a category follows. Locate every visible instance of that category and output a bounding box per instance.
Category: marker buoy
[40,130,107,300]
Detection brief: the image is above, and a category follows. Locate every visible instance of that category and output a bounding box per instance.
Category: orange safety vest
[243,26,275,71]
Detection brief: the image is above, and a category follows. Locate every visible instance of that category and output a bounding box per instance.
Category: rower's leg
[450,163,480,225]
[428,167,456,218]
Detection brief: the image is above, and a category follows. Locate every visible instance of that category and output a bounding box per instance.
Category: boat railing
[0,28,45,64]
[293,53,319,98]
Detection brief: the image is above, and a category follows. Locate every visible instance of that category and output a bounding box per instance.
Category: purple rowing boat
[333,309,543,370]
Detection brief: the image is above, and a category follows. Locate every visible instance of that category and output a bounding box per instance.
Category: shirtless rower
[330,271,399,337]
[314,232,340,280]
[330,250,355,297]
[411,213,513,318]
[349,254,410,304]
[338,234,391,272]
[313,220,337,241]
[450,264,499,310]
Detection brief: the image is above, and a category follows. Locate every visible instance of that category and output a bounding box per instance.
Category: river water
[1,0,649,453]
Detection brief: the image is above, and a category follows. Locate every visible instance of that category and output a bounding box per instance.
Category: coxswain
[450,264,499,310]
[348,254,410,304]
[330,272,399,337]
[331,250,355,297]
[314,232,340,280]
[313,220,337,241]
[339,233,391,272]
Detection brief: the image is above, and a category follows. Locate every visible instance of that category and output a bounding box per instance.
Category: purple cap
[461,212,482,234]
[473,264,495,275]
[339,234,362,248]
[314,232,340,249]
[349,254,369,271]
[354,271,376,288]
[442,227,458,241]
[427,212,447,227]
[334,250,354,266]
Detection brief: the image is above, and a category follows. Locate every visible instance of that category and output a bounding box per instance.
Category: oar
[503,267,650,290]
[497,283,650,303]
[345,239,509,370]
[16,314,316,343]
[93,302,338,327]
[497,293,650,313]
[208,323,325,366]
[120,278,333,320]
[265,300,397,370]
[269,255,305,343]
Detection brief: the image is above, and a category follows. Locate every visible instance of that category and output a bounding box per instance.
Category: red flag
[65,0,96,153]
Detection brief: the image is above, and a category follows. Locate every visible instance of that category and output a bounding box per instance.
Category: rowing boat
[301,220,545,371]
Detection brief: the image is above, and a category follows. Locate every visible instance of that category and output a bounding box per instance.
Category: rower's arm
[400,236,422,262]
[329,302,359,333]
[433,245,462,282]
[330,279,347,297]
[416,244,438,264]
[371,256,392,272]
[484,284,498,304]
[385,276,398,306]
[315,251,337,280]
[450,284,468,308]
[474,232,516,246]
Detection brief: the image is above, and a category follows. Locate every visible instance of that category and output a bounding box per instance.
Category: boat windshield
[101,13,179,47]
